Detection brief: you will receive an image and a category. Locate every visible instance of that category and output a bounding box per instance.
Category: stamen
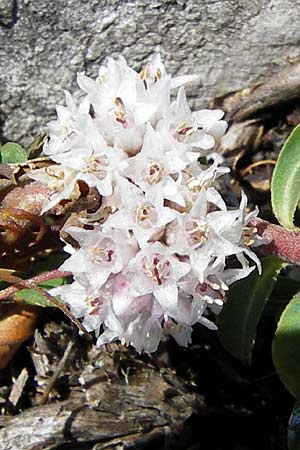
[187,177,201,193]
[242,226,257,246]
[88,296,104,315]
[153,257,162,285]
[176,123,195,136]
[84,153,108,179]
[186,220,209,248]
[143,255,171,285]
[88,239,115,264]
[135,203,157,228]
[114,97,127,126]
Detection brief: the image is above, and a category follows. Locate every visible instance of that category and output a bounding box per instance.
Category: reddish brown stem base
[250,218,300,264]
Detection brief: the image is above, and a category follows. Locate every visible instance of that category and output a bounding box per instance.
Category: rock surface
[1,0,300,145]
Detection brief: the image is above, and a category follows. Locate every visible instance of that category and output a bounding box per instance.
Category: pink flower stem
[250,217,300,264]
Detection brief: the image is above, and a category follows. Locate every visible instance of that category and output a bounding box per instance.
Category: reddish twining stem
[250,217,300,264]
[0,270,71,301]
[0,270,91,339]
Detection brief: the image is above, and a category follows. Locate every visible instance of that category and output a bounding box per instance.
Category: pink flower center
[186,220,209,248]
[85,153,109,179]
[143,161,164,184]
[135,203,158,229]
[114,97,127,127]
[139,65,162,90]
[88,238,116,265]
[88,296,104,315]
[143,254,171,285]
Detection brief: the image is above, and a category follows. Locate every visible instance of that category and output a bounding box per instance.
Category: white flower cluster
[31,55,262,353]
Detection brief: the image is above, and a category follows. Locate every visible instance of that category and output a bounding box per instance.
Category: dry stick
[0,271,91,340]
[39,340,74,405]
[240,159,276,176]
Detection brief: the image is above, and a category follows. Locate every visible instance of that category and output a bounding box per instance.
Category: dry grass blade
[39,340,74,405]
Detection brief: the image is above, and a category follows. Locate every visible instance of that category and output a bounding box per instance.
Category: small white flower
[77,56,138,116]
[45,91,90,156]
[61,226,135,291]
[122,124,189,206]
[103,176,176,248]
[98,273,164,353]
[30,165,79,213]
[128,242,190,319]
[51,281,107,334]
[171,87,228,151]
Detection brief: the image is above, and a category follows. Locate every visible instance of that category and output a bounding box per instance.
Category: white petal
[171,325,193,346]
[198,316,218,330]
[154,283,178,317]
[171,75,199,89]
[195,133,215,150]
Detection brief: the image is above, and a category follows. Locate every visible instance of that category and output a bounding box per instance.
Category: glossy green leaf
[13,278,65,307]
[217,256,285,365]
[288,400,300,450]
[272,291,300,399]
[0,142,27,164]
[271,124,300,229]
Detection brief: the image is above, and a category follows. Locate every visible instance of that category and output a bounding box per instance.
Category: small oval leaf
[288,400,300,450]
[13,278,65,308]
[271,124,300,229]
[217,256,285,365]
[272,291,300,398]
[0,142,27,164]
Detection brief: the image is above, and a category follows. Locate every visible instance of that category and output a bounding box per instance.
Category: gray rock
[1,0,300,146]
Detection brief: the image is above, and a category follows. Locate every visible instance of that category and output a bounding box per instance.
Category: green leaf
[0,142,27,164]
[271,124,300,229]
[264,275,300,317]
[288,400,300,450]
[217,256,286,365]
[13,278,65,308]
[272,291,300,398]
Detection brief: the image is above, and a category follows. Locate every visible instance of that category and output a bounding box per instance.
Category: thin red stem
[0,269,91,339]
[0,270,72,301]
